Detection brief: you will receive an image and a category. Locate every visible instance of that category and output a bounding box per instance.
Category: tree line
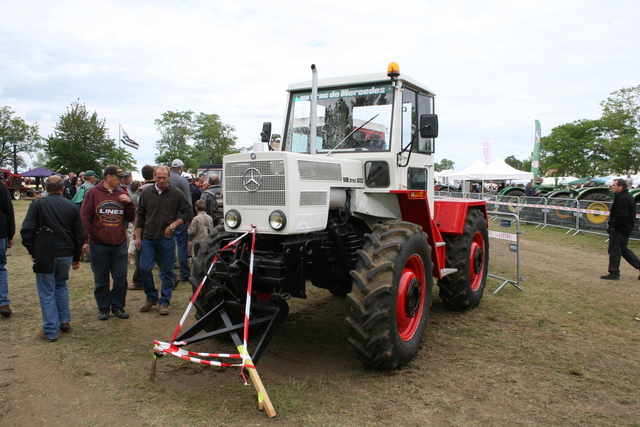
[0,100,241,175]
[504,85,640,177]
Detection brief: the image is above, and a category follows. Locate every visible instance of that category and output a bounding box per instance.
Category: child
[188,199,214,257]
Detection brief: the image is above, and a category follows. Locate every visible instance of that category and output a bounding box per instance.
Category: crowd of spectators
[1,160,217,341]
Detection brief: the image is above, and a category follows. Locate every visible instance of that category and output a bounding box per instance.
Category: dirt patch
[1,222,640,426]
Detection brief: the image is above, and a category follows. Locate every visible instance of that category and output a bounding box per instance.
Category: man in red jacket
[80,165,136,320]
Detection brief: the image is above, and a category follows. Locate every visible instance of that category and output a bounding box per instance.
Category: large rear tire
[500,189,524,213]
[438,209,489,311]
[581,193,611,225]
[347,221,433,370]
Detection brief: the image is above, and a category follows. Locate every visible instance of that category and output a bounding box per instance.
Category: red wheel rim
[469,231,486,291]
[396,255,425,341]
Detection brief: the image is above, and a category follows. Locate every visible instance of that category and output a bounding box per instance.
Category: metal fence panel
[577,199,611,232]
[487,212,523,293]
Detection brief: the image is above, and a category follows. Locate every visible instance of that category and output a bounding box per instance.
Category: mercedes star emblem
[243,168,262,192]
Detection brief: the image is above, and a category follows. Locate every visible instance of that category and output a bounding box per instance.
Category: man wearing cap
[169,159,192,284]
[72,170,97,209]
[80,166,136,320]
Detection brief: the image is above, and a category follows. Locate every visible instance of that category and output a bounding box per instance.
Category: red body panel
[433,199,487,235]
[392,191,487,279]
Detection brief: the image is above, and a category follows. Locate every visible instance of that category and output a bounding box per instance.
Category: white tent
[542,176,579,186]
[434,169,455,179]
[447,157,533,181]
[604,175,640,187]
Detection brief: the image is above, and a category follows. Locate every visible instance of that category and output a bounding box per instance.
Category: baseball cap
[84,170,97,178]
[182,172,193,179]
[171,159,184,168]
[103,165,129,178]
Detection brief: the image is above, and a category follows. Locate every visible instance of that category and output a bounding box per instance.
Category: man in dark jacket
[21,175,84,341]
[0,180,15,318]
[134,166,193,315]
[81,165,136,320]
[601,178,640,280]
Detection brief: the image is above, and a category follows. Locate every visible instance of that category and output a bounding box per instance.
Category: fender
[392,191,487,279]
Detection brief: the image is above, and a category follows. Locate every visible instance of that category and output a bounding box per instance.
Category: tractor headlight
[268,210,286,231]
[225,210,241,229]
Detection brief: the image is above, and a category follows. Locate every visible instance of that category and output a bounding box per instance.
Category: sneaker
[600,274,620,280]
[158,304,170,315]
[112,309,130,319]
[0,305,11,318]
[98,311,110,321]
[39,330,57,342]
[60,322,71,332]
[139,300,157,312]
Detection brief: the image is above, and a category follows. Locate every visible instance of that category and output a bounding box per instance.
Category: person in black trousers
[601,178,640,280]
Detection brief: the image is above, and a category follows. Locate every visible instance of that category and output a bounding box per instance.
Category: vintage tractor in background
[498,181,619,225]
[181,63,490,370]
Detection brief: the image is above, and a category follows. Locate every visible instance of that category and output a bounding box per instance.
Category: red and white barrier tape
[156,226,259,381]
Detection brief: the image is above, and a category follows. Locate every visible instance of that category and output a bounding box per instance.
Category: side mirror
[261,122,272,143]
[419,114,438,138]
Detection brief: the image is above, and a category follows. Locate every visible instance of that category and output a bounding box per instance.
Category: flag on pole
[482,138,491,165]
[531,120,541,178]
[120,126,139,150]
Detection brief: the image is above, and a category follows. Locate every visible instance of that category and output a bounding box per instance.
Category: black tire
[547,197,574,224]
[190,224,237,320]
[437,209,488,311]
[581,192,611,226]
[189,225,289,335]
[500,189,524,213]
[346,221,433,370]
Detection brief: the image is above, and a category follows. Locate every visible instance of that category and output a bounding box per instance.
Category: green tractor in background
[497,179,621,225]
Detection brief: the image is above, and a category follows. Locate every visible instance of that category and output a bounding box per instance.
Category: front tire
[438,209,489,310]
[190,225,238,320]
[347,221,433,370]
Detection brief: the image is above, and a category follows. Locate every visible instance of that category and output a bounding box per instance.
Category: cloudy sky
[1,0,638,173]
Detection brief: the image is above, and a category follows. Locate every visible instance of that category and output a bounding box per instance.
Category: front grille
[225,160,286,207]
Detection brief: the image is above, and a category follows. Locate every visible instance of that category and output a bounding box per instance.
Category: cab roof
[287,72,436,97]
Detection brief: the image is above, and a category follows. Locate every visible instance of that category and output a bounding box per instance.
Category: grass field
[1,200,639,426]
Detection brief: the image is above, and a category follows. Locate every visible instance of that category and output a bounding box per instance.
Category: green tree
[154,110,195,168]
[154,110,239,171]
[45,101,135,174]
[539,85,640,177]
[598,85,640,174]
[192,112,239,166]
[540,119,604,177]
[504,155,523,171]
[0,106,42,173]
[434,158,454,172]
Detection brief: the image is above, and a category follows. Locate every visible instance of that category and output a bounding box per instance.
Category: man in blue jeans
[0,179,15,318]
[169,159,193,284]
[21,175,84,341]
[134,166,192,315]
[81,165,136,320]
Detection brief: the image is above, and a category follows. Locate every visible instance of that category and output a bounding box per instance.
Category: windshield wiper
[325,114,379,156]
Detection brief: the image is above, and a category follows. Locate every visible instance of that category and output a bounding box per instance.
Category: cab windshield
[284,84,393,153]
